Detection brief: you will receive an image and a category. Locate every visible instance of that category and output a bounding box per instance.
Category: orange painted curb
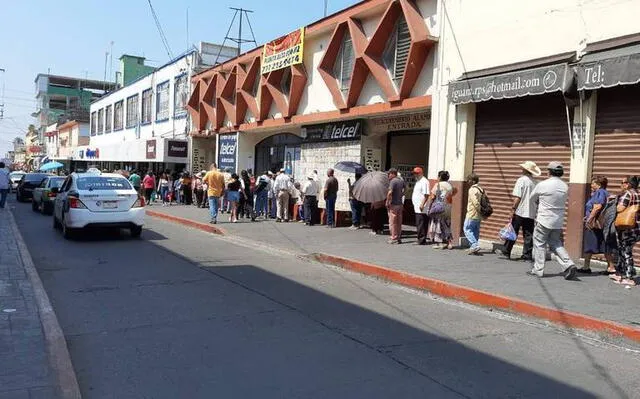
[313,253,640,343]
[146,210,226,235]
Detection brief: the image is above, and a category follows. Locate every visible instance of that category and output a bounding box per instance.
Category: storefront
[450,62,571,242]
[254,133,302,177]
[191,135,217,174]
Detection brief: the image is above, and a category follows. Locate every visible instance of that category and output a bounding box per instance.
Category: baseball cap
[412,166,424,174]
[547,161,564,170]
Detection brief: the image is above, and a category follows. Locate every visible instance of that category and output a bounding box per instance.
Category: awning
[575,43,640,90]
[449,63,568,105]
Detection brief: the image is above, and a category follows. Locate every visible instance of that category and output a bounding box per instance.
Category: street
[11,199,640,399]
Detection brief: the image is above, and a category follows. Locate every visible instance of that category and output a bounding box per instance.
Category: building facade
[44,121,90,171]
[89,43,235,175]
[188,0,438,219]
[436,0,640,257]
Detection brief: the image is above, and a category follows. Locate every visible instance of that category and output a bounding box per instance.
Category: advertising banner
[146,140,156,160]
[261,28,305,74]
[167,140,188,158]
[302,119,364,143]
[218,134,237,172]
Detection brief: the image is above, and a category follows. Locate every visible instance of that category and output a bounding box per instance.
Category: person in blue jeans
[463,173,483,255]
[253,172,270,218]
[323,168,339,228]
[0,162,10,209]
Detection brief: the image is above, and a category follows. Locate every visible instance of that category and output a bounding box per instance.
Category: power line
[147,0,174,60]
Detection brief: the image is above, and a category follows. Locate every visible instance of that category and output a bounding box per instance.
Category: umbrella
[39,161,64,171]
[334,161,366,174]
[352,171,389,203]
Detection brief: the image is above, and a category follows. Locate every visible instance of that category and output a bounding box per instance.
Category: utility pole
[0,68,4,120]
[214,8,257,65]
[324,0,328,17]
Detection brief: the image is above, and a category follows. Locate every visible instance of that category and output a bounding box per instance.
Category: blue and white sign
[218,134,237,173]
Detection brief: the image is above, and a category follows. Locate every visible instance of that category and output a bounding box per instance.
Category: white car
[52,171,145,239]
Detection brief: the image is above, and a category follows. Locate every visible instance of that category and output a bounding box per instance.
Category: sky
[0,0,359,157]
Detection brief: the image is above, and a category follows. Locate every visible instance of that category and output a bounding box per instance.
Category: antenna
[147,0,174,60]
[109,41,114,83]
[186,7,190,50]
[214,8,258,65]
[324,0,328,16]
[0,68,5,120]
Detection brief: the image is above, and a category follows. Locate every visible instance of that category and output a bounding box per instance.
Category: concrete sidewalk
[148,204,640,337]
[0,207,78,399]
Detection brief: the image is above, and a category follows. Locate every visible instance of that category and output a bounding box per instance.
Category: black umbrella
[334,161,366,174]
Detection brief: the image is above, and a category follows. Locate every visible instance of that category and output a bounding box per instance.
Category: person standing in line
[129,170,142,196]
[192,172,204,207]
[292,181,304,222]
[428,171,457,249]
[267,171,277,219]
[347,172,364,230]
[579,176,613,273]
[302,173,319,226]
[203,163,226,224]
[157,173,170,206]
[528,162,577,280]
[0,162,10,209]
[324,168,339,228]
[463,173,483,255]
[274,168,292,222]
[499,161,540,261]
[182,172,193,205]
[226,173,242,223]
[610,176,640,286]
[238,170,251,220]
[142,171,156,205]
[386,168,405,244]
[411,167,430,245]
[254,171,270,218]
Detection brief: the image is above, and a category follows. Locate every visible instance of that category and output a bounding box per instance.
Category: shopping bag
[151,191,157,202]
[499,223,517,241]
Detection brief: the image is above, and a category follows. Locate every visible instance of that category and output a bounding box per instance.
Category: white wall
[90,53,197,161]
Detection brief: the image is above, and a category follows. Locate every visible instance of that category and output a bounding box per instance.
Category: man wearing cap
[528,161,577,280]
[274,168,292,222]
[411,166,430,245]
[499,161,540,261]
[302,173,319,226]
[386,168,405,244]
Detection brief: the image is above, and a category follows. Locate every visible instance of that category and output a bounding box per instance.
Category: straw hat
[519,161,541,177]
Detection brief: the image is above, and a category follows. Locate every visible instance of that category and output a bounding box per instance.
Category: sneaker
[467,247,480,255]
[349,225,359,230]
[388,239,401,245]
[526,270,542,278]
[564,265,578,281]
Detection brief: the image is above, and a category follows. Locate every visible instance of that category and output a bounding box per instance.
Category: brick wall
[299,140,361,212]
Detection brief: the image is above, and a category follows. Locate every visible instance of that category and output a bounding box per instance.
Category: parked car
[9,171,25,192]
[52,171,145,239]
[16,173,51,202]
[31,176,65,215]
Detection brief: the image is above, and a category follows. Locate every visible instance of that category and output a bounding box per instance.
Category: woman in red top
[142,172,156,204]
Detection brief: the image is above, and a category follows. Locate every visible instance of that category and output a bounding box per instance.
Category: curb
[312,253,640,343]
[146,210,640,343]
[146,210,225,235]
[8,210,82,399]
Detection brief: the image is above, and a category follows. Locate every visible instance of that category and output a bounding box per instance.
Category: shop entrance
[255,133,302,175]
[386,130,430,225]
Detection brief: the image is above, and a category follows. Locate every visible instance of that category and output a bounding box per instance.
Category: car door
[55,177,72,219]
[33,178,46,202]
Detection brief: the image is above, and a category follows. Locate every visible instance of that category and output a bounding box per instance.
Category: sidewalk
[148,204,640,340]
[0,208,77,399]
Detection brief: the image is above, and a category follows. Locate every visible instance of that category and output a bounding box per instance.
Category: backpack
[477,187,493,218]
[255,176,268,193]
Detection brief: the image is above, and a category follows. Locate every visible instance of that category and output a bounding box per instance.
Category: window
[126,94,139,128]
[114,100,124,130]
[281,68,292,98]
[173,75,188,117]
[77,176,131,190]
[105,105,113,133]
[156,81,170,121]
[90,112,97,136]
[97,109,104,135]
[141,89,153,124]
[333,34,354,94]
[382,16,411,85]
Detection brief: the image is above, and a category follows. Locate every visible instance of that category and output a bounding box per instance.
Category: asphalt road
[11,199,640,399]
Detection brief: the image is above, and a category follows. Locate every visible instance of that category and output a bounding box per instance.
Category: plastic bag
[499,223,517,241]
[151,191,157,202]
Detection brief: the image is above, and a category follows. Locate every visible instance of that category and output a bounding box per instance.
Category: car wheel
[62,215,74,240]
[130,225,143,238]
[31,199,38,212]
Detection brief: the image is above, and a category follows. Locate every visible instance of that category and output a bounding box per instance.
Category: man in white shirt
[302,173,319,226]
[528,161,577,280]
[0,162,10,209]
[274,168,292,222]
[499,161,539,261]
[411,167,430,245]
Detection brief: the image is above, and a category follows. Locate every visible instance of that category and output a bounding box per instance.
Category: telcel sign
[302,119,364,143]
[85,148,100,159]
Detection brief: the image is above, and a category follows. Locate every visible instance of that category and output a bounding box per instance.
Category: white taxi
[52,170,145,239]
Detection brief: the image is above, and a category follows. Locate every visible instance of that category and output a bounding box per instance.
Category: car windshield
[25,174,49,182]
[77,176,131,191]
[48,178,65,188]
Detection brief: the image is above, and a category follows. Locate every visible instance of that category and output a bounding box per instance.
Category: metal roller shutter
[592,84,640,264]
[473,94,570,242]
